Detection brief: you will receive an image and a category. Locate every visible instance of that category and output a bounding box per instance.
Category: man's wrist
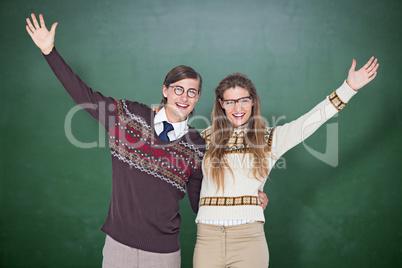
[41,44,54,55]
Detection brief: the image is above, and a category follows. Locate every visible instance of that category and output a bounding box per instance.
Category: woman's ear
[219,99,224,109]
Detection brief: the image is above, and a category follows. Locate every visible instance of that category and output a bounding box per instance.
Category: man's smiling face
[162,78,200,123]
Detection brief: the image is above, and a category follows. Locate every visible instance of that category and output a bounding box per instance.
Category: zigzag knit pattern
[108,99,203,192]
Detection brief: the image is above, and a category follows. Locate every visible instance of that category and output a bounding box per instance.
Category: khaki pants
[193,222,269,268]
[102,235,181,268]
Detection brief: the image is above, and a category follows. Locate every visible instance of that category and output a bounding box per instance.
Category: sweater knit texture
[44,48,205,253]
[195,81,356,223]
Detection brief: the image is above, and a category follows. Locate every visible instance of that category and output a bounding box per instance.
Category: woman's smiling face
[220,86,254,128]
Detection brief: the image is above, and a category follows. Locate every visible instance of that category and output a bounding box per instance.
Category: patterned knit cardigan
[196,81,356,224]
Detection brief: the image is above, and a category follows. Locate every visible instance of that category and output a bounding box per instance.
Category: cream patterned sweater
[196,81,357,223]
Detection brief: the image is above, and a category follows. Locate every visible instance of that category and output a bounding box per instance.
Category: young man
[26,13,205,267]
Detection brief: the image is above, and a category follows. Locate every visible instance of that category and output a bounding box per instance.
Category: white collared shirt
[154,107,189,141]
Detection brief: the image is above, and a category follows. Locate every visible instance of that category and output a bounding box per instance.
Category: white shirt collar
[154,107,188,137]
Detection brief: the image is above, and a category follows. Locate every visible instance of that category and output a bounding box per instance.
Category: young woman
[193,59,378,267]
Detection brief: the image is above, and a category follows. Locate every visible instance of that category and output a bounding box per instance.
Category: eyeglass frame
[167,85,199,98]
[219,96,253,109]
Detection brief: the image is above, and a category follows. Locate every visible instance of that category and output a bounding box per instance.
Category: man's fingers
[26,17,35,32]
[39,14,46,28]
[50,22,58,34]
[258,191,268,209]
[31,13,40,29]
[259,197,268,206]
[26,25,34,36]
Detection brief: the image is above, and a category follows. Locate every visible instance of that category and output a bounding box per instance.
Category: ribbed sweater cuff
[336,80,358,103]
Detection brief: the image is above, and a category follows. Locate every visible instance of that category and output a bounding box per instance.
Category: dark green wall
[1,0,401,267]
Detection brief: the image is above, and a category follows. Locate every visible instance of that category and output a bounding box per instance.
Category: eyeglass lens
[171,86,197,98]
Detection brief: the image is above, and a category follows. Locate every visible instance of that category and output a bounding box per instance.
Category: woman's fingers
[367,58,378,73]
[363,56,374,70]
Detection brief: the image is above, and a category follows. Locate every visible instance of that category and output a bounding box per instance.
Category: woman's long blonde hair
[205,73,269,192]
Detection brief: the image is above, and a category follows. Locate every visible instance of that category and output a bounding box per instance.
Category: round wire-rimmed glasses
[168,86,198,98]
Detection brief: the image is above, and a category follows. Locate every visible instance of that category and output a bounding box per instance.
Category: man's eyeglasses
[168,86,198,98]
[220,96,253,109]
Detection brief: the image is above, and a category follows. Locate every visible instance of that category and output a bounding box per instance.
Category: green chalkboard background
[1,0,401,267]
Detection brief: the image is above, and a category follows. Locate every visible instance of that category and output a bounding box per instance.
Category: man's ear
[162,85,168,98]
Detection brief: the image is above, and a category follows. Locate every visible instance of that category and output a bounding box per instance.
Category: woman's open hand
[346,57,379,91]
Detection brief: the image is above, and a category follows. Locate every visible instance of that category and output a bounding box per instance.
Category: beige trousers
[102,235,181,268]
[193,222,269,268]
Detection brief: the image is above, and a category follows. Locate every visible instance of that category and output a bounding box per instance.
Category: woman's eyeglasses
[220,96,253,109]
